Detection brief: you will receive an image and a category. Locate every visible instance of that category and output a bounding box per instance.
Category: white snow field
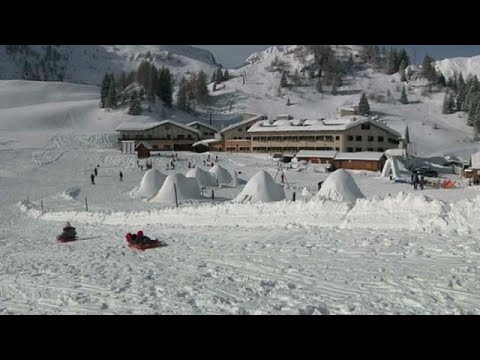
[3,51,480,314]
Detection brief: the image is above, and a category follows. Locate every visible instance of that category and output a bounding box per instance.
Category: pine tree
[399,60,407,82]
[216,68,223,83]
[128,91,142,115]
[386,49,397,74]
[347,53,354,71]
[331,76,338,95]
[176,77,188,111]
[280,72,288,88]
[316,78,323,93]
[397,48,410,68]
[223,69,229,80]
[157,67,173,107]
[358,93,370,115]
[292,69,300,85]
[437,72,446,87]
[400,85,408,104]
[422,54,437,82]
[442,94,451,114]
[106,74,117,108]
[211,71,217,84]
[195,70,209,105]
[100,73,111,108]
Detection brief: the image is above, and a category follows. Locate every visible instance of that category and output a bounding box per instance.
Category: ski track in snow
[2,143,480,314]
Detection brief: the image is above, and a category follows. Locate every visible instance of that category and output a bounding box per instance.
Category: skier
[90,173,95,185]
[188,162,192,169]
[59,221,77,240]
[419,175,425,190]
[166,163,170,170]
[281,173,285,184]
[215,155,218,162]
[411,172,419,190]
[140,165,144,171]
[119,171,123,182]
[94,167,98,176]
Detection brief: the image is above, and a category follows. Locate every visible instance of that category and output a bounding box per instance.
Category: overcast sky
[195,45,480,69]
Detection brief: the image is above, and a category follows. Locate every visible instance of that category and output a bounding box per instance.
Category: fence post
[292,192,296,202]
[41,200,44,212]
[85,197,88,212]
[174,183,178,208]
[211,189,215,200]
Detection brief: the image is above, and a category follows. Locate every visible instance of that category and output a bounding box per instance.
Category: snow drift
[150,173,203,203]
[130,169,167,199]
[62,186,81,201]
[316,169,365,204]
[209,165,233,185]
[233,170,285,203]
[186,167,217,187]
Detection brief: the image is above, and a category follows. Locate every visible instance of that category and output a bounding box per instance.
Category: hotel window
[378,148,384,152]
[335,147,339,151]
[378,136,384,142]
[361,124,371,130]
[367,148,374,151]
[347,147,353,152]
[335,136,340,140]
[356,136,362,141]
[368,136,374,142]
[355,147,362,152]
[347,136,354,141]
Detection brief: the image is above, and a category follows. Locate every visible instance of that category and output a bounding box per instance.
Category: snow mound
[131,169,167,199]
[233,170,285,203]
[150,173,203,203]
[301,187,313,198]
[209,165,233,185]
[316,169,365,204]
[186,167,217,187]
[435,55,480,80]
[62,186,81,201]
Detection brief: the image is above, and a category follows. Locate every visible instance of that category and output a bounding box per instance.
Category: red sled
[57,236,79,243]
[127,239,167,251]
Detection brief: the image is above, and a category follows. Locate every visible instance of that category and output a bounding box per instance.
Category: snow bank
[150,173,203,203]
[344,192,449,233]
[209,165,233,185]
[233,170,285,203]
[130,169,167,199]
[62,186,81,201]
[316,169,365,204]
[186,167,217,187]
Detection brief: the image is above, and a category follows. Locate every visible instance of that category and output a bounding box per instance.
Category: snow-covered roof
[220,114,264,134]
[116,120,201,135]
[385,148,406,158]
[135,141,153,150]
[334,152,386,161]
[248,116,401,137]
[296,150,337,159]
[186,121,218,132]
[470,152,480,169]
[382,120,408,140]
[192,138,222,147]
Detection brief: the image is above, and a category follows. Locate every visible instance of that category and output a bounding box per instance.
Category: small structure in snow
[233,170,285,203]
[316,169,365,204]
[131,169,167,199]
[135,142,152,159]
[209,164,234,185]
[150,173,203,203]
[186,167,217,187]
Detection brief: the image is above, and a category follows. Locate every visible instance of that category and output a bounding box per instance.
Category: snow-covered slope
[0,45,217,86]
[435,55,480,80]
[206,45,480,160]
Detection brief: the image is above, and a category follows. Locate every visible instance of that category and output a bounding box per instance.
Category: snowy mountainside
[0,45,217,86]
[435,55,480,79]
[208,45,480,159]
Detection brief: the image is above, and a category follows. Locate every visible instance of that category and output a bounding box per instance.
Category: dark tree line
[176,71,209,111]
[211,68,230,84]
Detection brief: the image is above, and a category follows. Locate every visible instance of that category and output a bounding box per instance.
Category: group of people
[58,222,156,246]
[90,164,123,184]
[126,231,154,245]
[411,171,425,190]
[203,154,219,167]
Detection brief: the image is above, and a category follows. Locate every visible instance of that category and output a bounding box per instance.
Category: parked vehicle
[413,166,438,178]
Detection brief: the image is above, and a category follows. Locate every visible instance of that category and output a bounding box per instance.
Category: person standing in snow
[119,171,123,182]
[94,167,98,176]
[281,173,285,184]
[412,172,419,190]
[318,181,323,191]
[215,155,218,162]
[91,173,95,185]
[188,162,191,169]
[419,175,425,190]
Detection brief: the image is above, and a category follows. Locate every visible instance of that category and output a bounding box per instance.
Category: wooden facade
[135,143,151,159]
[333,156,386,172]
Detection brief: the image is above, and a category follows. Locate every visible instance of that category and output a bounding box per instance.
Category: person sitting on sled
[60,221,77,239]
[136,230,152,244]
